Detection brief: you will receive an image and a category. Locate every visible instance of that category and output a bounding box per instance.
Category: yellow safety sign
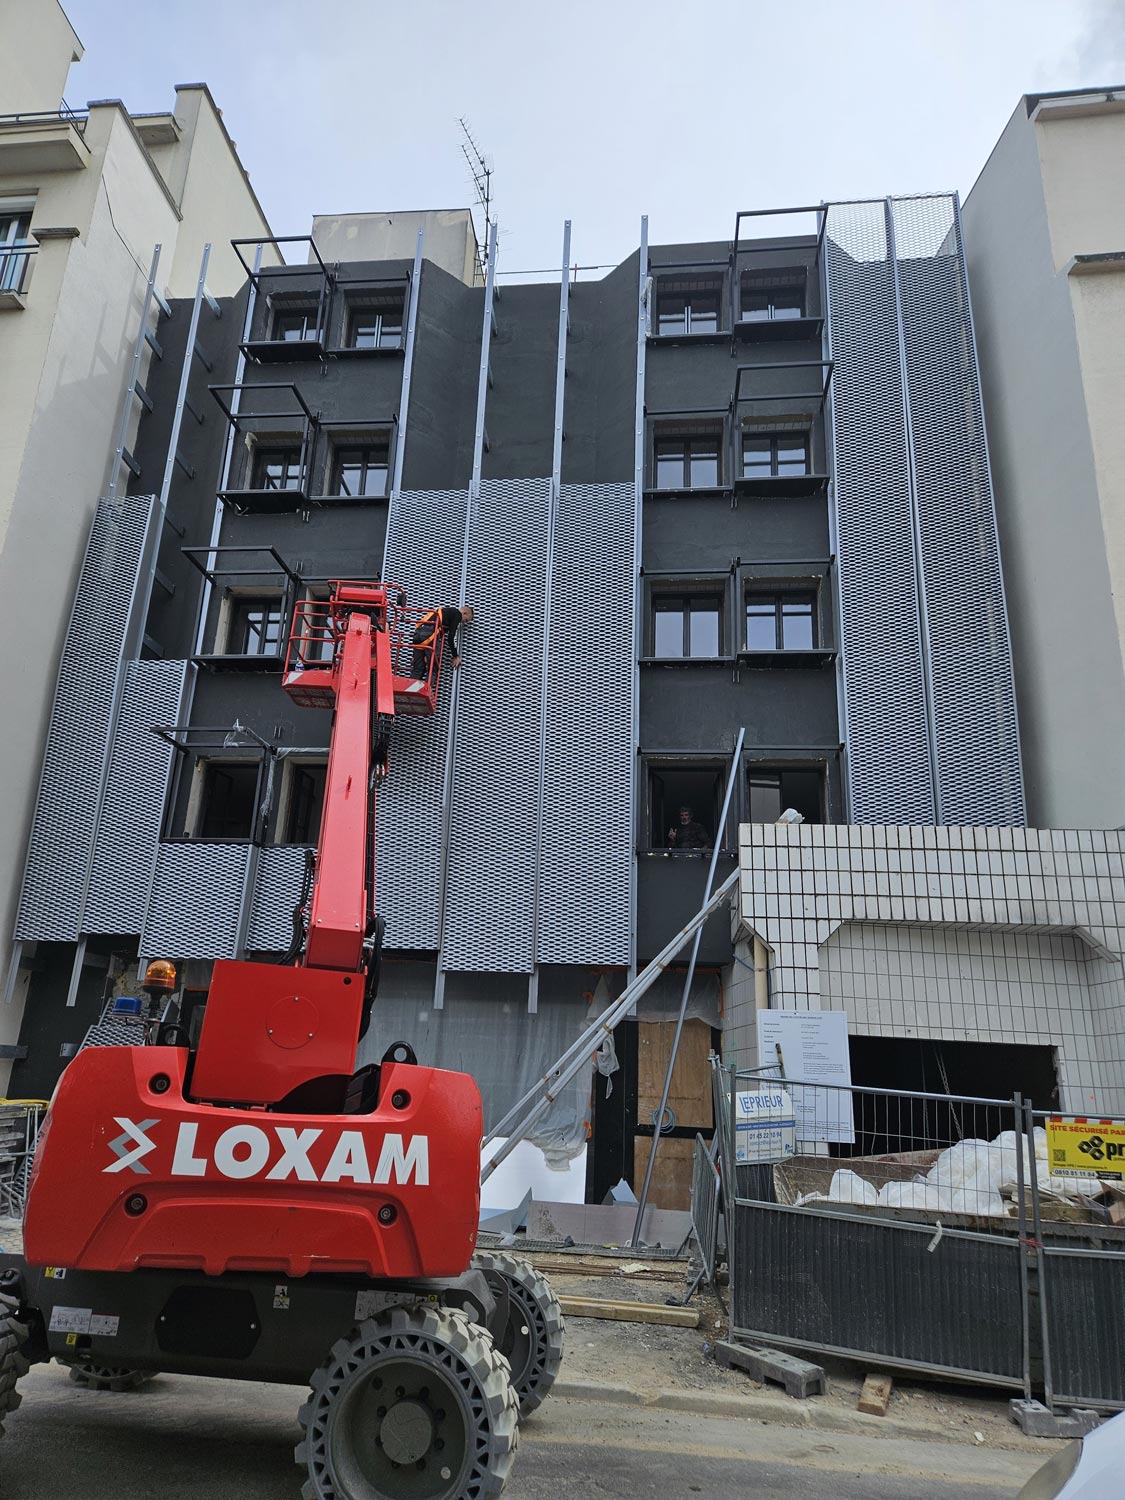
[1046,1117,1125,1182]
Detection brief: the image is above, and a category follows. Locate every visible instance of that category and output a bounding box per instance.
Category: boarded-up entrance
[634,1019,713,1209]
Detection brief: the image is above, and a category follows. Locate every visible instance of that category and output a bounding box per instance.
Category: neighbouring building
[6,185,1043,1205]
[962,86,1125,830]
[0,0,277,1084]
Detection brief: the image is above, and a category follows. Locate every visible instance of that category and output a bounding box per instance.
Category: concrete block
[1008,1399,1101,1439]
[714,1341,827,1399]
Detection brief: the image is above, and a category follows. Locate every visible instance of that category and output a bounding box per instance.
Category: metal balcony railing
[0,241,35,296]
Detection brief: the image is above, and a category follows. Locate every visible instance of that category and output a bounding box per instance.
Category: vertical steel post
[629,216,649,985]
[433,229,499,1009]
[2,941,23,1005]
[629,727,746,1246]
[1013,1092,1033,1400]
[1025,1098,1054,1408]
[108,243,162,499]
[528,220,572,1014]
[386,229,425,536]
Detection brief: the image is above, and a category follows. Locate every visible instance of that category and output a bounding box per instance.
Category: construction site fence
[711,1060,1125,1409]
[0,1102,46,1220]
[689,1133,722,1284]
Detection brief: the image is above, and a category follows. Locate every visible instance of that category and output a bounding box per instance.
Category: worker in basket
[412,603,473,680]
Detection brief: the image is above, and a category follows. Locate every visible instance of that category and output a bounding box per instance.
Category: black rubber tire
[67,1363,153,1392]
[0,1292,30,1441]
[472,1252,564,1419]
[296,1304,519,1500]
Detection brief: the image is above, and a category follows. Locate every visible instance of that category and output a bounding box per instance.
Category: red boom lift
[0,583,563,1500]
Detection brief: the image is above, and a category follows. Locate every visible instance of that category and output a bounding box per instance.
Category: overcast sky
[62,0,1125,275]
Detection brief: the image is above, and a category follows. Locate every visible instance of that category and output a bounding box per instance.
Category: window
[251,446,304,491]
[652,595,722,658]
[742,432,810,478]
[656,281,720,336]
[654,430,721,490]
[347,298,404,350]
[648,765,724,851]
[280,761,327,844]
[331,443,389,500]
[272,306,320,342]
[745,593,816,651]
[740,282,804,322]
[195,762,260,840]
[0,210,33,295]
[226,595,284,656]
[747,767,823,824]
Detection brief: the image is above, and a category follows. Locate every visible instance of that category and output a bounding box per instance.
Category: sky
[61,0,1125,276]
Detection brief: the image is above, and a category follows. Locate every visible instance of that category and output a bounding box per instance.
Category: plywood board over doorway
[634,1018,713,1210]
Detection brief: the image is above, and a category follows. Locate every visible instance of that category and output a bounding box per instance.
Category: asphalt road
[2,1365,1043,1500]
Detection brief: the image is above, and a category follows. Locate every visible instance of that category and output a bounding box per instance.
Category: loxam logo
[103,1117,429,1186]
[1078,1135,1125,1165]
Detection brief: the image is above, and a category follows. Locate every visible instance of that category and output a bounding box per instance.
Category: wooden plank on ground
[857,1373,894,1416]
[558,1295,699,1328]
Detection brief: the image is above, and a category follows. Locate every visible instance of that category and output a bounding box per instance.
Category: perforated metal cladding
[247,845,311,951]
[377,488,468,949]
[15,495,156,942]
[84,660,187,935]
[537,483,635,965]
[891,197,1024,824]
[825,203,936,824]
[140,844,249,960]
[442,478,551,972]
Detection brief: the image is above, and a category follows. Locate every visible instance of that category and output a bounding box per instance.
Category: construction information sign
[755,1010,855,1144]
[735,1088,796,1165]
[1046,1117,1125,1182]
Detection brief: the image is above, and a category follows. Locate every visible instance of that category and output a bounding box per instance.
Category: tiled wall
[731,824,1125,1112]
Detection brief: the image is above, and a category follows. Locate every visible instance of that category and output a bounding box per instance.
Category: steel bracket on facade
[233,236,335,358]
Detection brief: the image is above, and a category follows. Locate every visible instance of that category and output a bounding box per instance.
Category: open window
[652,424,723,491]
[650,591,724,659]
[191,760,262,840]
[655,278,722,337]
[647,763,727,853]
[747,765,824,824]
[275,757,328,845]
[157,723,276,844]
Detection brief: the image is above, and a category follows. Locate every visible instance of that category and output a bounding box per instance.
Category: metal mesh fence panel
[15,495,158,942]
[690,1132,722,1281]
[1040,1248,1125,1410]
[246,844,311,952]
[378,488,469,950]
[140,843,250,960]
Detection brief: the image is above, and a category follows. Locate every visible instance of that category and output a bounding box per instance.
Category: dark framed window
[647,764,724,851]
[747,766,824,824]
[196,762,260,840]
[652,595,722,658]
[272,306,319,342]
[745,593,816,651]
[656,281,721,336]
[654,430,722,490]
[251,446,304,491]
[0,210,33,295]
[347,299,404,349]
[226,595,284,656]
[742,432,810,477]
[740,282,804,322]
[281,761,328,844]
[331,443,389,499]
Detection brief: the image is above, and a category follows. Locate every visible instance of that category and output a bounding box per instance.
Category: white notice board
[755,1009,855,1144]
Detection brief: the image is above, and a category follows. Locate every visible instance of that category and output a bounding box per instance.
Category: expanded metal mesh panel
[825,203,935,824]
[442,478,552,972]
[378,489,468,949]
[84,659,187,935]
[15,495,156,942]
[246,845,311,952]
[891,196,1024,825]
[537,482,635,965]
[141,843,249,959]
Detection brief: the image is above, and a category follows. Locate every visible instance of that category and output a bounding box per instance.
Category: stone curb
[551,1377,1037,1449]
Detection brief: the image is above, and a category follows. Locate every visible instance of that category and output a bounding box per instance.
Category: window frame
[643,757,732,855]
[654,278,723,338]
[250,443,305,493]
[271,304,321,343]
[345,296,406,351]
[741,430,811,479]
[649,590,725,659]
[0,206,34,296]
[743,590,818,652]
[187,757,265,842]
[329,440,390,501]
[218,590,287,658]
[652,425,725,491]
[739,277,807,324]
[275,756,329,845]
[745,763,826,825]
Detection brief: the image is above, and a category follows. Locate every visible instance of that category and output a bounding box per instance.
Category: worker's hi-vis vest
[415,608,440,646]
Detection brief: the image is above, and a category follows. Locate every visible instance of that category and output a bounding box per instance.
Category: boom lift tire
[67,1362,154,1392]
[0,1293,29,1441]
[296,1304,519,1500]
[471,1253,564,1419]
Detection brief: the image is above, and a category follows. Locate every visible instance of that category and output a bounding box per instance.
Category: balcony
[0,109,90,174]
[0,242,36,310]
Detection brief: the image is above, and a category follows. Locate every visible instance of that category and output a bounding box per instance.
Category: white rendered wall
[0,0,82,117]
[731,822,1125,1114]
[312,209,480,285]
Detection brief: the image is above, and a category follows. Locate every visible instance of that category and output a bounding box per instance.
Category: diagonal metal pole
[629,727,746,1247]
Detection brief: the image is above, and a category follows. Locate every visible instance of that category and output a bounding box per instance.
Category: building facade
[962,87,1125,829]
[0,0,277,1086]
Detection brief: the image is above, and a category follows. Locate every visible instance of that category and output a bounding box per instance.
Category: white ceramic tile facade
[732,824,1125,1113]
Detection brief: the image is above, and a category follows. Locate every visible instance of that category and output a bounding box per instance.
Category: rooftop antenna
[459,118,493,277]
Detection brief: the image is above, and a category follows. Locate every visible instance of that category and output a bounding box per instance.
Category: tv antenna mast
[459,118,493,275]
